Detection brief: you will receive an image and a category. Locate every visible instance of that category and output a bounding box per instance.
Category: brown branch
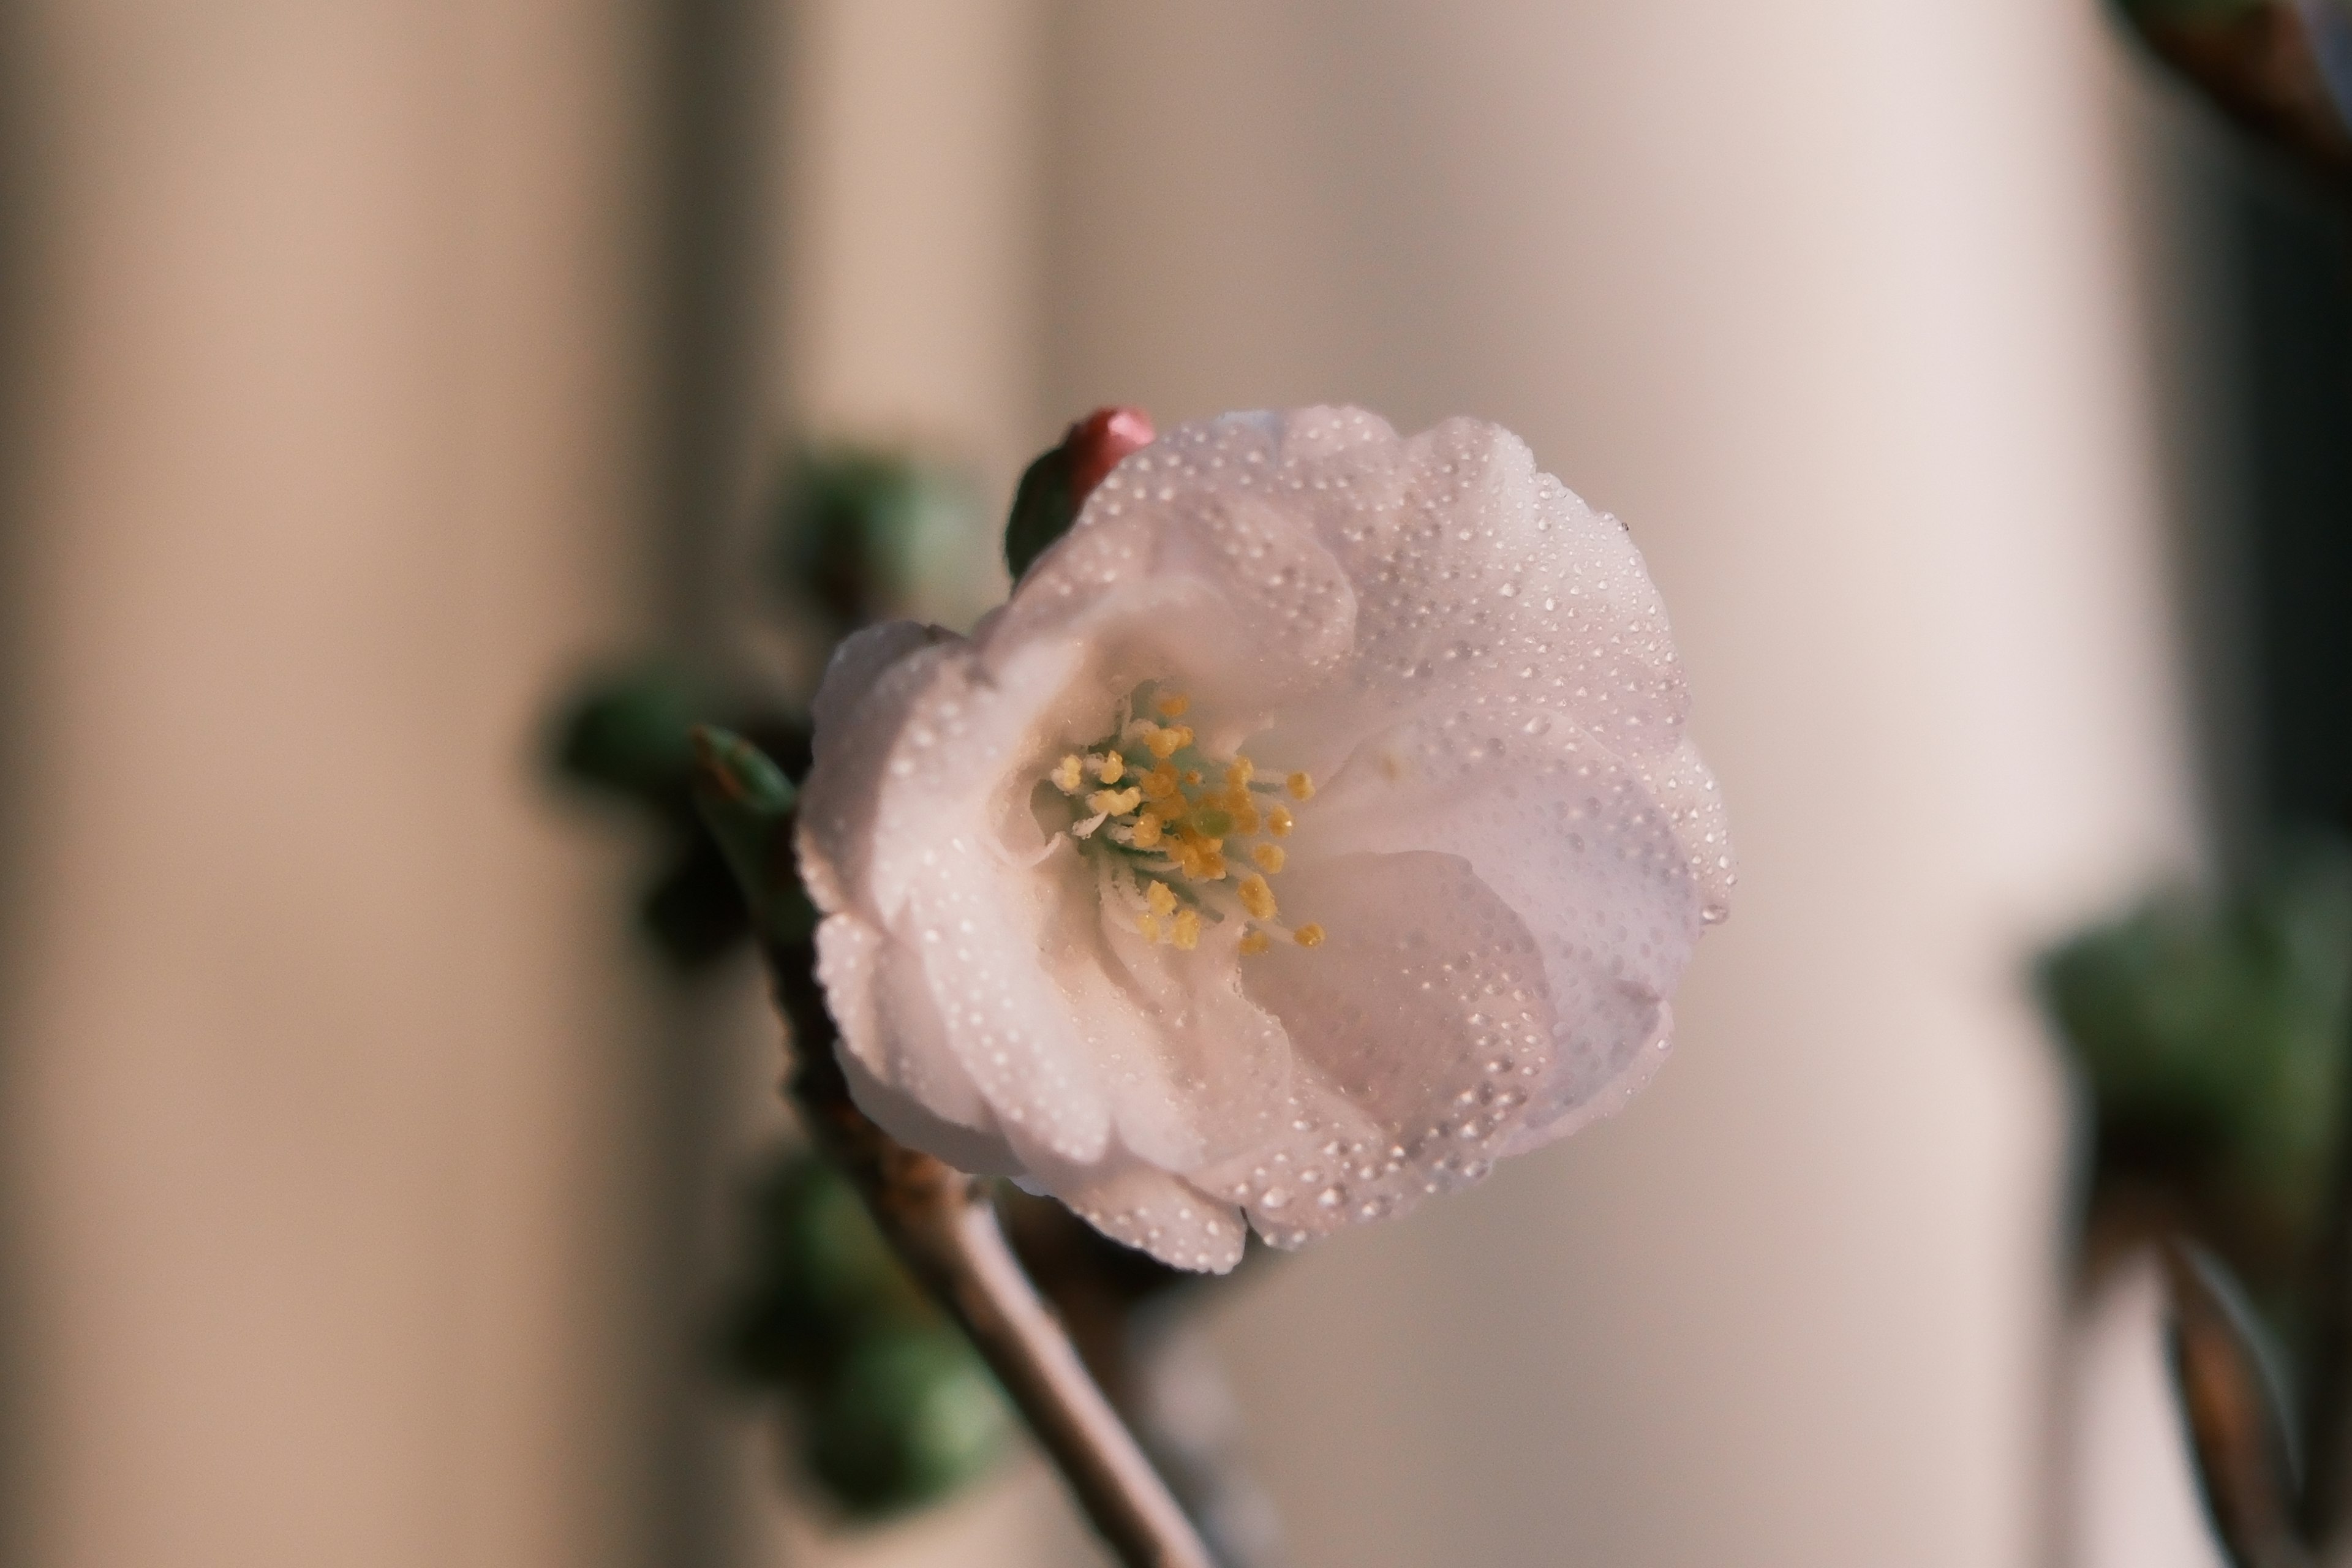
[2163,1243,2314,1568]
[2119,0,2352,181]
[767,934,1216,1568]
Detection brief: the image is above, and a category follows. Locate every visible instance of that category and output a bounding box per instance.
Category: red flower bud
[1065,407,1156,505]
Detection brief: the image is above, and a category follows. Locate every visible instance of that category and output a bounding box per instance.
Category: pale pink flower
[797,407,1732,1271]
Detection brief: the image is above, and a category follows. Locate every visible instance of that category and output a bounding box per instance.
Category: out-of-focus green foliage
[549,664,809,965]
[778,450,993,639]
[2041,838,2352,1264]
[550,443,1016,1523]
[551,447,986,971]
[720,1151,1012,1517]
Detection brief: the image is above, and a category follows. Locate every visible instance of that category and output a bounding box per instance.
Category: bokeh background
[2,2,2347,1565]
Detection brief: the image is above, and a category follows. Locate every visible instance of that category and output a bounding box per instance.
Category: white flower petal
[803,639,1119,1164]
[815,913,1022,1175]
[1014,1150,1249,1274]
[1208,849,1559,1243]
[1048,872,1294,1172]
[994,414,1374,734]
[1296,711,1704,1140]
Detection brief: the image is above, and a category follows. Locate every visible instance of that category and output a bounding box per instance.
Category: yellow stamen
[1294,922,1326,948]
[1146,725,1191,760]
[1251,843,1286,873]
[1137,913,1161,943]
[1232,802,1261,834]
[1095,752,1124,783]
[1131,813,1163,848]
[1286,771,1315,801]
[1145,881,1176,917]
[1156,692,1191,718]
[1183,768,1203,785]
[1239,929,1272,956]
[1052,755,1085,793]
[1087,786,1142,816]
[1238,875,1277,921]
[1172,909,1201,950]
[1198,850,1227,879]
[1224,758,1254,788]
[1140,764,1180,801]
[1267,805,1294,836]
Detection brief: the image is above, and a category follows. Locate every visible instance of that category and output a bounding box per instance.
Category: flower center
[1042,684,1324,956]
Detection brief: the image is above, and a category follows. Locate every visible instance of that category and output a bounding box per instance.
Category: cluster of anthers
[1044,684,1323,956]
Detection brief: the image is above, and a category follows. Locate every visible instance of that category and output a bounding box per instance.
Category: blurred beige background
[0,1,2211,1566]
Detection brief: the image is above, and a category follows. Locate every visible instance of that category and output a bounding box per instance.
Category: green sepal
[688,725,818,947]
[1003,442,1077,582]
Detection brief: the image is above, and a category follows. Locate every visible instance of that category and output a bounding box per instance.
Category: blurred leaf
[2041,838,2352,1243]
[803,1329,1013,1515]
[551,662,704,821]
[639,835,756,968]
[778,450,982,633]
[719,1150,1011,1518]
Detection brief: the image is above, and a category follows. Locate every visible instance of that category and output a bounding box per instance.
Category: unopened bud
[1003,406,1156,580]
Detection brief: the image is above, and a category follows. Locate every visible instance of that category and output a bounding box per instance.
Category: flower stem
[766,937,1216,1568]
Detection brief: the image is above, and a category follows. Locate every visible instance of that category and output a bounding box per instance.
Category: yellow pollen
[1183,768,1203,785]
[1199,850,1228,879]
[1156,692,1191,717]
[1130,813,1164,848]
[1145,881,1177,917]
[1140,763,1180,801]
[1267,805,1294,836]
[1094,752,1124,783]
[1239,929,1272,956]
[1087,786,1142,816]
[1052,755,1085,792]
[1137,913,1161,943]
[1238,874,1277,921]
[1232,802,1261,834]
[1286,771,1315,801]
[1146,725,1191,760]
[1225,758,1254,788]
[1169,842,1202,878]
[1251,843,1286,873]
[1294,922,1326,948]
[1171,909,1201,950]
